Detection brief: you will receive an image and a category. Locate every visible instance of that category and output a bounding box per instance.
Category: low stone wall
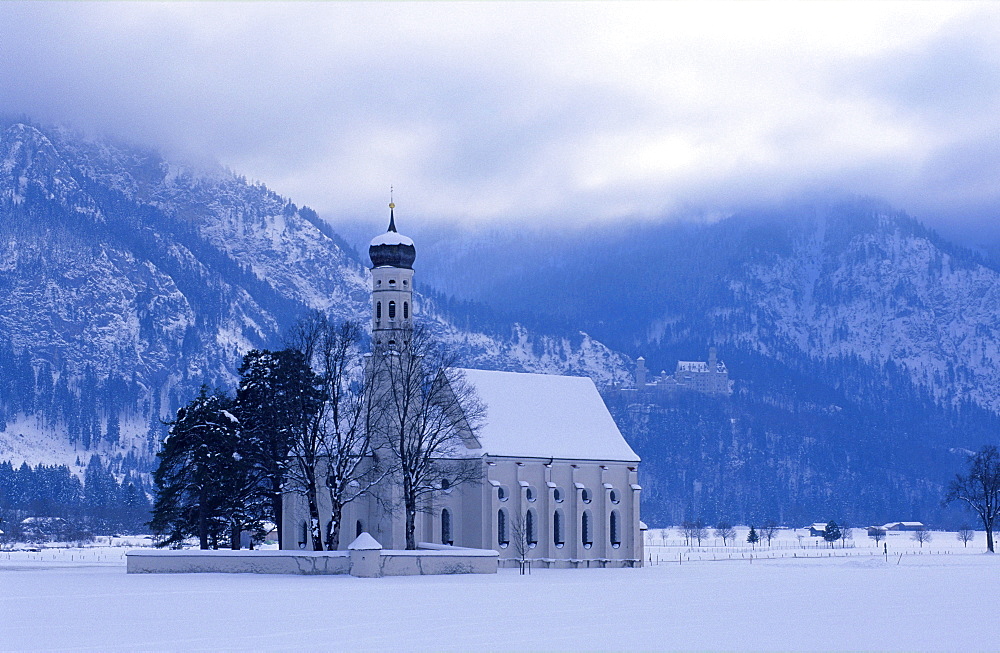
[498,557,640,569]
[126,544,498,577]
[126,549,351,575]
[380,548,498,576]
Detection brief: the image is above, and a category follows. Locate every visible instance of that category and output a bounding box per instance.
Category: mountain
[3,119,997,530]
[0,120,629,476]
[392,199,1000,527]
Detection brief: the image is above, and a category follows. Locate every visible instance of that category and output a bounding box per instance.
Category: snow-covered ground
[1,530,997,651]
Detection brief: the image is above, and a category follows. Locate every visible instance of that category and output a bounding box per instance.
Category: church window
[498,509,509,548]
[388,301,396,319]
[299,521,308,549]
[403,302,409,319]
[553,487,563,502]
[377,279,382,286]
[525,486,536,502]
[610,510,621,548]
[526,510,537,548]
[356,520,364,537]
[376,302,382,319]
[441,508,453,546]
[553,510,564,547]
[610,489,620,504]
[441,478,450,491]
[389,278,396,286]
[403,279,408,286]
[581,488,592,504]
[497,486,508,502]
[582,511,593,549]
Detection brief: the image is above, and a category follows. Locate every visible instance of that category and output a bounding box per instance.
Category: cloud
[1,1,998,238]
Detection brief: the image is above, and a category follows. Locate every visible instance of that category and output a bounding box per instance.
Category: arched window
[356,520,364,537]
[376,302,382,319]
[581,488,592,504]
[388,301,396,319]
[553,510,565,547]
[441,508,452,545]
[403,301,409,319]
[299,521,308,549]
[525,486,536,502]
[553,487,563,502]
[582,511,593,549]
[526,510,537,548]
[498,509,509,548]
[610,489,620,504]
[610,510,621,548]
[497,486,508,502]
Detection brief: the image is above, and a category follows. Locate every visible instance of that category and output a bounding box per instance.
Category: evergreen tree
[84,454,119,532]
[235,348,320,549]
[150,386,255,549]
[823,520,842,547]
[104,413,121,447]
[747,525,759,547]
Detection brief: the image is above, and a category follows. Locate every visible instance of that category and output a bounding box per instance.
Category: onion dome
[369,202,416,269]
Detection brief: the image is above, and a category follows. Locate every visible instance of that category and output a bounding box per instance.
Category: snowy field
[1,531,998,651]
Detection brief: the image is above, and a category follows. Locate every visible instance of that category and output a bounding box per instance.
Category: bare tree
[509,511,530,574]
[911,528,932,548]
[694,521,708,546]
[840,523,853,548]
[760,523,778,546]
[681,521,695,546]
[370,326,485,549]
[944,445,1000,552]
[683,519,708,546]
[282,315,331,550]
[313,319,393,550]
[714,521,736,546]
[869,527,886,546]
[957,525,975,547]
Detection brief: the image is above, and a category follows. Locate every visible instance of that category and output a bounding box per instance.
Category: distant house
[883,522,925,532]
[806,523,828,537]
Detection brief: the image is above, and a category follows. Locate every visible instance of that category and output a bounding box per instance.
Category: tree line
[0,455,151,541]
[150,315,483,551]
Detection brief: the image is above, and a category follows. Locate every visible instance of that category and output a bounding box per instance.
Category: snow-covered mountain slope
[0,120,629,468]
[729,211,1000,411]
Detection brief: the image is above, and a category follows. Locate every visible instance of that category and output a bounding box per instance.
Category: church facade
[281,206,642,567]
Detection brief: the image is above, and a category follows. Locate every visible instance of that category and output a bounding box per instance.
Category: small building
[883,521,925,532]
[806,523,828,537]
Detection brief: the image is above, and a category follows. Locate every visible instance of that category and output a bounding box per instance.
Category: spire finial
[387,187,397,232]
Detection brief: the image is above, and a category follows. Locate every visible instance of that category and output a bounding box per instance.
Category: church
[281,205,643,567]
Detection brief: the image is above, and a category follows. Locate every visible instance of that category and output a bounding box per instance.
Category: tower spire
[388,187,397,232]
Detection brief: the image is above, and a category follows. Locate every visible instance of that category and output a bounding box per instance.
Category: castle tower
[369,201,416,349]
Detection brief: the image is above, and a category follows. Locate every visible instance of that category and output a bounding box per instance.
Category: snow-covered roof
[454,368,640,462]
[370,231,414,247]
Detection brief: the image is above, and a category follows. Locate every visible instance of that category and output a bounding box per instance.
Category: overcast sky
[2,1,999,238]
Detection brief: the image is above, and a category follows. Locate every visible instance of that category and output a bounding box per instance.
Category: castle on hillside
[633,347,732,396]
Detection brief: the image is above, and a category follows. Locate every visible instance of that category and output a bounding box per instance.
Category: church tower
[368,201,416,349]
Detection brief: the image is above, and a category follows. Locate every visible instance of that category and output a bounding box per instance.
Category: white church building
[281,206,643,567]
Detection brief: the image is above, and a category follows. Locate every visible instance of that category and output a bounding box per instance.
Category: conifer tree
[150,386,254,549]
[236,348,320,549]
[747,525,759,548]
[823,520,841,547]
